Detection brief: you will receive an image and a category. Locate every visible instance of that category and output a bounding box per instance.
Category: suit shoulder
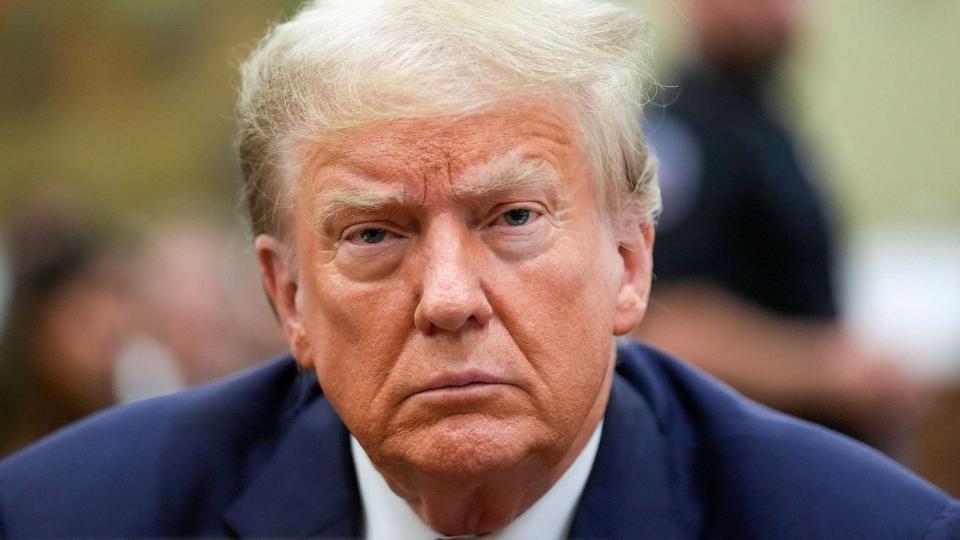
[0,355,307,536]
[617,342,959,539]
[1,354,301,469]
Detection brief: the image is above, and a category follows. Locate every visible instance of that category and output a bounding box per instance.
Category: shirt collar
[351,420,604,540]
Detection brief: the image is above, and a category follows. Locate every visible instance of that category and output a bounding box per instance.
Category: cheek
[488,225,618,412]
[300,264,417,427]
[518,209,619,330]
[532,238,616,344]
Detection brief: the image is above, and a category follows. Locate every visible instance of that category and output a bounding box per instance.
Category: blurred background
[0,0,958,491]
[645,0,960,379]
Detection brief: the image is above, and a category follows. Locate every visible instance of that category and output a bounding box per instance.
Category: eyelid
[484,202,546,228]
[341,222,405,244]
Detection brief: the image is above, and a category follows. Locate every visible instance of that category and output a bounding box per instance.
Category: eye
[346,227,393,245]
[358,228,386,243]
[496,207,541,227]
[503,208,531,226]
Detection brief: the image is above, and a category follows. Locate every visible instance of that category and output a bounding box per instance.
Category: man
[0,1,956,538]
[635,0,920,442]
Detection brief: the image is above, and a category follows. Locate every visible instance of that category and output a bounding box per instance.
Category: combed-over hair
[237,0,660,236]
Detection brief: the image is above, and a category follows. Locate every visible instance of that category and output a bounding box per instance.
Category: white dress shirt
[351,421,603,540]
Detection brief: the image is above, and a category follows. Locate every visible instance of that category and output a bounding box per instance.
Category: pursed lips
[414,368,515,396]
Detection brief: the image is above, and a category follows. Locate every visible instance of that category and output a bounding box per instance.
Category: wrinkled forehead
[294,99,591,200]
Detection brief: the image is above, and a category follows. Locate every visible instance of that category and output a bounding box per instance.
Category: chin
[391,414,550,480]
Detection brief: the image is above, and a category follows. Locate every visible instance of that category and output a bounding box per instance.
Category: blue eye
[503,208,531,226]
[357,228,387,244]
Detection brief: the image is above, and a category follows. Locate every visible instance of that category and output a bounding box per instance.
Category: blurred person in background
[114,217,287,401]
[635,0,923,443]
[0,202,132,458]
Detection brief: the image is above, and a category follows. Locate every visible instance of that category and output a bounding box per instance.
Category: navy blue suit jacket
[1,343,958,538]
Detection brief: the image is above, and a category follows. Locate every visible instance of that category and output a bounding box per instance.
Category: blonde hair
[236,0,660,236]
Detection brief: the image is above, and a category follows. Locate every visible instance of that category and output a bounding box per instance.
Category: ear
[612,220,655,335]
[254,234,313,368]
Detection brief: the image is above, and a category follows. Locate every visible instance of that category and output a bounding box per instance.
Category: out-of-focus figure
[114,218,287,402]
[635,0,922,443]
[0,205,131,458]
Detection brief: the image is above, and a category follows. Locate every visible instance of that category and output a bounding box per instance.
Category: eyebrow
[312,155,565,231]
[313,186,406,232]
[451,154,565,203]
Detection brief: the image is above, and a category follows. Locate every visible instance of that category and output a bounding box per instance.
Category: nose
[413,223,493,334]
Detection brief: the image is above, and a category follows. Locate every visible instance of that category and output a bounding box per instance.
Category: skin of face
[256,99,653,533]
[689,0,805,66]
[33,260,130,415]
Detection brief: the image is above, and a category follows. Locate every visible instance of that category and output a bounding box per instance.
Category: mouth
[415,368,513,396]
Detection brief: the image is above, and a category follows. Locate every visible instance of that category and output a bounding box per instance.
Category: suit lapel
[222,372,361,539]
[569,373,691,539]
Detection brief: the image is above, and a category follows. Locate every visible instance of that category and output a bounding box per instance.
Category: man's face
[35,259,130,414]
[691,0,806,66]
[258,100,652,482]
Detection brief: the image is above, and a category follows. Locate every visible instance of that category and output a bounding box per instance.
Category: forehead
[300,100,583,190]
